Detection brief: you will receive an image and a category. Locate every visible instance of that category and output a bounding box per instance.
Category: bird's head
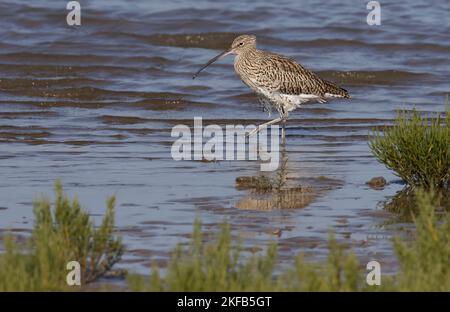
[230,35,257,54]
[193,34,257,79]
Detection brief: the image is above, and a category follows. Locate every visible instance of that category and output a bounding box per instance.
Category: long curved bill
[192,49,233,79]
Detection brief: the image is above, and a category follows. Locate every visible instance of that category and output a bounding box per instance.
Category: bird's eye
[239,42,244,46]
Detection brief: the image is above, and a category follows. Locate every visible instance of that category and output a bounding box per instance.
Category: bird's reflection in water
[235,139,317,211]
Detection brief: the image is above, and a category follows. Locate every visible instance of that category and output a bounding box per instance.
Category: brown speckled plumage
[193,34,351,135]
[235,47,349,98]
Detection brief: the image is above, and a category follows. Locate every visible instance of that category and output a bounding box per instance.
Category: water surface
[0,0,449,275]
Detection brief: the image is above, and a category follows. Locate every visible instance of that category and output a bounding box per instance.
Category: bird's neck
[234,48,261,86]
[235,48,259,65]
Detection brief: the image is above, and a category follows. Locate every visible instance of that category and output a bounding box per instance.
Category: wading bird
[193,35,350,137]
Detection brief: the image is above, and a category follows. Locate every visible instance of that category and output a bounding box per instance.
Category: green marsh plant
[0,181,123,291]
[128,222,363,291]
[369,108,449,189]
[393,189,450,291]
[129,189,449,292]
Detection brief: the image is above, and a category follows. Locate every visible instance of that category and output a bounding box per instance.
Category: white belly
[256,88,324,115]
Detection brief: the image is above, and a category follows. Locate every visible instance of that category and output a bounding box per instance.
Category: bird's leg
[280,108,288,144]
[247,117,282,137]
[281,118,287,144]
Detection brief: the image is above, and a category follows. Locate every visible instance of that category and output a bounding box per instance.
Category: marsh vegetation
[0,180,448,291]
[0,181,123,291]
[369,108,449,189]
[128,189,450,291]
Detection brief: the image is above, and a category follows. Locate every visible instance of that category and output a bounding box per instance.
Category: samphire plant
[128,220,362,291]
[128,189,449,292]
[369,108,449,189]
[0,180,123,291]
[1,183,448,291]
[393,189,450,291]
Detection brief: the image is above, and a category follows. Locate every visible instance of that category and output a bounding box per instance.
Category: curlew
[193,35,350,137]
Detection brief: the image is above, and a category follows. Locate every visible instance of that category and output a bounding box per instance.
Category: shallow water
[0,0,449,275]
